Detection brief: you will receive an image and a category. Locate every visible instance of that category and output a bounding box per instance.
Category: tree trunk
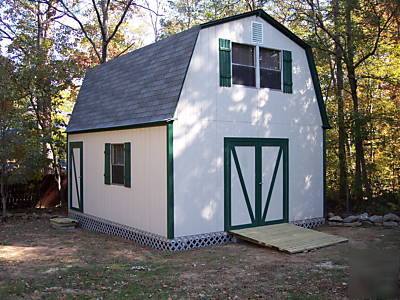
[333,0,349,211]
[1,166,6,221]
[101,0,109,63]
[344,0,372,204]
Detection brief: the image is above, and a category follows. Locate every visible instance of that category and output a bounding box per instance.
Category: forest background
[0,0,399,216]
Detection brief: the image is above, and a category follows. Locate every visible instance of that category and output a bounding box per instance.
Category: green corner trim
[69,141,83,212]
[305,47,331,129]
[167,123,174,239]
[323,129,327,218]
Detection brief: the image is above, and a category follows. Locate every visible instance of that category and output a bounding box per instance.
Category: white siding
[173,16,324,237]
[69,126,167,237]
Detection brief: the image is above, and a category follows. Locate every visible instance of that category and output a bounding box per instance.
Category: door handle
[259,182,263,185]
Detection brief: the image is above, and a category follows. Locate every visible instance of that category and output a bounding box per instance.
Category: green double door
[224,138,288,230]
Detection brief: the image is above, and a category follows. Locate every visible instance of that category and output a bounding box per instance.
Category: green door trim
[69,141,83,212]
[166,123,174,239]
[224,137,289,231]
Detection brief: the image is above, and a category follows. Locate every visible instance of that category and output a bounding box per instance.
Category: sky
[0,0,166,56]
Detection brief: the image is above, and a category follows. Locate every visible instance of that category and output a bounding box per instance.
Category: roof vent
[251,21,263,44]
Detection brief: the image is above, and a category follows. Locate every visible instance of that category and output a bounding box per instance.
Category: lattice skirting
[68,211,233,251]
[69,211,324,251]
[291,217,325,229]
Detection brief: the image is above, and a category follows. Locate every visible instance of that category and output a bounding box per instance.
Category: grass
[0,218,399,299]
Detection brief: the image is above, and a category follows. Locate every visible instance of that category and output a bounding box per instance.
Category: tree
[0,57,47,220]
[57,0,155,64]
[0,0,80,198]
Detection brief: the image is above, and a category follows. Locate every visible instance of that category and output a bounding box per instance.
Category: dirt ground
[0,216,399,299]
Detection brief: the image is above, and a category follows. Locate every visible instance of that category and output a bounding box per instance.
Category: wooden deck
[229,223,348,254]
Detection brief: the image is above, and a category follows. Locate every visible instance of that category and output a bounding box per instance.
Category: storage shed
[67,9,330,251]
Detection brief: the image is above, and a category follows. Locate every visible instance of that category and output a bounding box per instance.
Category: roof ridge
[88,26,201,72]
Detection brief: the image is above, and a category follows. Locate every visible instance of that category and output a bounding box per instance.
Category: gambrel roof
[67,26,200,133]
[67,10,329,133]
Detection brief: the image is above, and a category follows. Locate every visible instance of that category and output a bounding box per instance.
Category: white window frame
[231,42,283,91]
[111,143,125,185]
[231,42,257,88]
[259,47,282,91]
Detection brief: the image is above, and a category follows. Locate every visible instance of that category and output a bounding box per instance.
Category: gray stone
[383,213,400,222]
[42,213,51,218]
[383,221,398,227]
[343,215,359,223]
[343,222,362,227]
[329,216,343,222]
[328,221,343,226]
[14,212,27,217]
[358,213,369,220]
[361,220,374,227]
[328,212,335,218]
[369,215,383,223]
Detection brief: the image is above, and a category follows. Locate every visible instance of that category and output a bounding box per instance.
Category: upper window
[232,43,256,87]
[259,48,281,90]
[111,144,124,185]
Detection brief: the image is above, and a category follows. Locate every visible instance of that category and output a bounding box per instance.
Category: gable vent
[251,21,263,44]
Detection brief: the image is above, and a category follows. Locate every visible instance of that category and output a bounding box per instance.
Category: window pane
[232,43,255,66]
[112,165,124,184]
[112,144,124,165]
[260,69,281,89]
[260,48,280,70]
[232,65,256,87]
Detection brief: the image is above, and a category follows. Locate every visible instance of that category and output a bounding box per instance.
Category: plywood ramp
[229,223,348,254]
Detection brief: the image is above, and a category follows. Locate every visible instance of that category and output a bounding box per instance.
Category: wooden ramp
[229,223,348,254]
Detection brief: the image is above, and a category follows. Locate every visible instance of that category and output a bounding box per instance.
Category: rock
[328,221,343,226]
[328,212,335,218]
[358,213,368,220]
[31,212,39,219]
[343,215,359,223]
[361,220,373,227]
[383,213,400,222]
[383,221,398,227]
[41,213,51,218]
[369,215,383,223]
[14,212,27,218]
[44,267,59,274]
[329,216,343,222]
[343,222,362,227]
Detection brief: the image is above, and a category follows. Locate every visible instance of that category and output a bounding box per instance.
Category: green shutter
[124,142,131,188]
[283,50,293,93]
[219,38,231,87]
[104,143,111,184]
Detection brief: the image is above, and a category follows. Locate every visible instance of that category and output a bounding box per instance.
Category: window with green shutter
[219,39,293,92]
[219,38,232,87]
[104,142,131,188]
[283,50,293,93]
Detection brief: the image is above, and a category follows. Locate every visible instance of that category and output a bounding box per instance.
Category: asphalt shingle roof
[66,26,200,133]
